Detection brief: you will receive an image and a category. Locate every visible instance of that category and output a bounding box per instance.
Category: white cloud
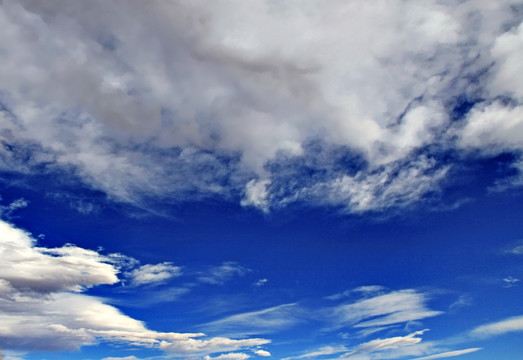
[102,357,141,360]
[127,262,182,286]
[507,242,523,255]
[327,285,386,300]
[204,304,300,336]
[0,219,270,355]
[205,353,251,360]
[242,179,271,211]
[411,348,482,360]
[0,220,119,293]
[285,331,432,360]
[199,262,250,285]
[354,330,427,354]
[331,290,442,329]
[470,315,523,338]
[282,346,348,360]
[159,337,268,355]
[0,198,28,218]
[254,279,268,287]
[1,1,523,212]
[254,349,271,357]
[502,276,520,288]
[459,102,523,152]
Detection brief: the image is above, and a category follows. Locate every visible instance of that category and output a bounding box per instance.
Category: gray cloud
[1,1,523,212]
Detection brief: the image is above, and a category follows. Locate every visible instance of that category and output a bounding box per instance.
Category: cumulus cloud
[254,349,271,357]
[1,1,522,212]
[0,219,269,355]
[126,262,182,286]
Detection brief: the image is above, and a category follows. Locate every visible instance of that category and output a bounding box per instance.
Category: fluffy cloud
[0,220,118,293]
[1,1,522,212]
[254,349,271,357]
[0,219,269,355]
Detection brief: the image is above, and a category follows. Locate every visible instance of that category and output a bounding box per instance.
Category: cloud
[411,348,482,360]
[330,289,442,330]
[204,304,301,336]
[507,242,523,255]
[102,357,141,360]
[205,353,251,360]
[326,286,385,301]
[284,331,432,360]
[0,219,269,355]
[470,315,523,338]
[502,276,520,288]
[0,198,28,218]
[254,279,268,287]
[126,262,182,286]
[254,349,271,357]
[1,1,523,212]
[353,330,427,354]
[199,262,250,285]
[159,337,268,355]
[0,220,119,293]
[282,346,348,360]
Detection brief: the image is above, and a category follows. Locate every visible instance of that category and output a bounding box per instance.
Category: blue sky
[1,1,523,360]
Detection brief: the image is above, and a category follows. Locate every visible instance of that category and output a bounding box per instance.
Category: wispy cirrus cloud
[411,348,482,360]
[470,315,523,339]
[329,289,443,330]
[203,303,301,336]
[199,262,250,285]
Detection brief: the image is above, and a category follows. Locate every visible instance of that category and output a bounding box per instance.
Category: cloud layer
[1,1,523,212]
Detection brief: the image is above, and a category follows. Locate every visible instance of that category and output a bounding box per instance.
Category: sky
[0,0,523,359]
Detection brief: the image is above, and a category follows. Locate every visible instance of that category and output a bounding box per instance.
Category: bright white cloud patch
[254,349,271,357]
[0,219,269,355]
[127,262,182,286]
[0,1,522,212]
[204,353,251,360]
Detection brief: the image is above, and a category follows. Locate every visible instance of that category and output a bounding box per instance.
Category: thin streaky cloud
[411,348,482,360]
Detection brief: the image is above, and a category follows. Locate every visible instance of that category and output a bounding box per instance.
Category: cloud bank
[1,0,523,212]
